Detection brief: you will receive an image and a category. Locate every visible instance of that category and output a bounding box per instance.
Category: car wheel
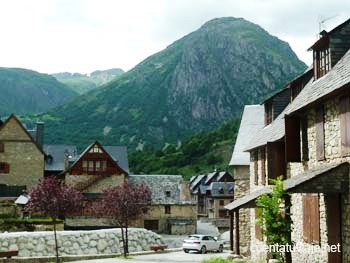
[218,245,223,253]
[200,246,207,254]
[183,249,189,253]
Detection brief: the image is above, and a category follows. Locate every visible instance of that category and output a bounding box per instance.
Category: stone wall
[0,228,164,257]
[288,99,350,263]
[0,117,44,190]
[65,174,125,193]
[232,165,251,256]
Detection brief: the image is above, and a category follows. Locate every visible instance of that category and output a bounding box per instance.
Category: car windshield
[187,235,200,240]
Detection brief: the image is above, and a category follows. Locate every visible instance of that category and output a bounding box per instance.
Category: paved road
[74,251,231,263]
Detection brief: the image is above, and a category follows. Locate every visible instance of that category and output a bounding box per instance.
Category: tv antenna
[318,14,339,34]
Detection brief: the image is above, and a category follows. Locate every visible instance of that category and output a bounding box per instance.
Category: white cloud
[0,0,349,73]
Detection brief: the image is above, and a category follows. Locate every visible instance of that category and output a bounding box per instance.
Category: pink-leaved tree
[98,182,152,257]
[25,176,83,263]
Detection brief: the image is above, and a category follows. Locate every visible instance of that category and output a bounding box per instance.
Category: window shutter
[254,151,258,185]
[261,148,266,185]
[285,116,301,162]
[340,96,350,156]
[0,142,4,153]
[312,194,320,244]
[303,195,311,242]
[301,117,309,161]
[316,107,325,161]
[267,142,286,182]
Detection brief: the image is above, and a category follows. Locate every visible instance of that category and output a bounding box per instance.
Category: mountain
[0,67,78,116]
[129,119,239,179]
[38,17,306,150]
[52,68,124,94]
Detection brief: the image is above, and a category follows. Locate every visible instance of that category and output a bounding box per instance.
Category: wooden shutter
[261,148,266,185]
[285,115,301,162]
[0,142,4,153]
[267,142,286,182]
[301,117,309,161]
[316,106,325,161]
[255,208,263,241]
[303,194,320,243]
[254,151,258,185]
[302,194,311,242]
[311,194,320,244]
[339,96,350,156]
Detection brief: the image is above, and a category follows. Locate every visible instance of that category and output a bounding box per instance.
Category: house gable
[66,141,127,176]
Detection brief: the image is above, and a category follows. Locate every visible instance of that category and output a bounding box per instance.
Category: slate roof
[204,171,218,185]
[210,182,234,197]
[190,174,206,192]
[225,162,348,211]
[286,48,350,115]
[104,146,130,173]
[129,174,195,205]
[44,144,78,171]
[230,105,264,165]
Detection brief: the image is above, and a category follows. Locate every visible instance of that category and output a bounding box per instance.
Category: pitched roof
[190,174,206,192]
[103,146,129,173]
[129,174,195,205]
[204,171,218,185]
[230,105,265,164]
[0,114,44,155]
[286,48,350,115]
[43,144,78,172]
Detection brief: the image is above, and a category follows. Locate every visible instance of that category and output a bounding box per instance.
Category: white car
[182,235,224,254]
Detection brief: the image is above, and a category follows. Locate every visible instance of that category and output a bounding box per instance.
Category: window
[82,161,88,172]
[0,162,9,174]
[88,161,94,171]
[253,151,258,185]
[285,115,301,162]
[0,142,4,153]
[144,220,159,231]
[261,148,266,185]
[314,48,331,79]
[165,191,171,197]
[265,101,273,125]
[89,145,102,153]
[303,194,320,244]
[101,160,107,171]
[219,200,224,206]
[339,96,350,156]
[316,106,325,161]
[95,161,101,171]
[165,205,171,214]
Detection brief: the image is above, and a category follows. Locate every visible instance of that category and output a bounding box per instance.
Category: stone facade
[65,174,125,193]
[0,116,44,190]
[288,99,350,263]
[0,228,164,257]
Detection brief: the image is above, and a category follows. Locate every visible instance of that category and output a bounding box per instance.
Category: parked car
[182,235,224,254]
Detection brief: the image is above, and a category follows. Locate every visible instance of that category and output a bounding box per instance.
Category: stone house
[226,18,350,263]
[229,104,264,256]
[0,115,44,197]
[190,171,234,219]
[64,141,196,234]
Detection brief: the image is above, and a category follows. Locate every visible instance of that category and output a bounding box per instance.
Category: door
[325,194,342,263]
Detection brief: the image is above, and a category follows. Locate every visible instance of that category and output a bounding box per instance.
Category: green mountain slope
[39,17,306,149]
[0,68,77,115]
[52,68,124,94]
[129,119,239,180]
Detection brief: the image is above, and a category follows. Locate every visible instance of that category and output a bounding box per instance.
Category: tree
[256,177,293,263]
[98,182,152,257]
[25,176,83,263]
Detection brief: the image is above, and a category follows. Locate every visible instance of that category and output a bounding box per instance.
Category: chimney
[36,122,44,149]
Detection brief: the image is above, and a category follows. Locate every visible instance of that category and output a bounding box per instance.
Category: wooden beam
[235,210,240,255]
[229,210,234,252]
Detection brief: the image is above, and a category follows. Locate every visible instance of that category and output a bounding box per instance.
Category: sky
[0,0,349,74]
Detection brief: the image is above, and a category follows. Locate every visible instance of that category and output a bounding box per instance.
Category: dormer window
[265,101,273,125]
[314,48,330,79]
